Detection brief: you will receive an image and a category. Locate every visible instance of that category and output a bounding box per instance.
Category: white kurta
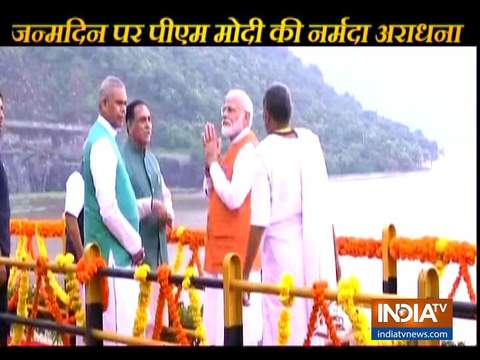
[251,128,337,346]
[64,171,84,218]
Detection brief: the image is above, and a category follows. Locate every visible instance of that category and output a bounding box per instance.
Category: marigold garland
[278,309,291,346]
[7,218,477,342]
[337,277,372,346]
[25,257,45,343]
[167,226,205,247]
[35,230,70,305]
[47,265,70,305]
[37,256,71,346]
[156,265,189,345]
[169,225,205,278]
[190,289,207,345]
[337,236,476,266]
[173,243,185,275]
[304,281,341,346]
[10,261,29,345]
[76,255,109,312]
[9,237,28,345]
[278,273,295,345]
[449,262,476,303]
[337,237,382,259]
[152,278,167,340]
[133,264,153,337]
[182,266,208,345]
[11,219,475,268]
[10,219,65,238]
[8,234,27,293]
[58,253,85,327]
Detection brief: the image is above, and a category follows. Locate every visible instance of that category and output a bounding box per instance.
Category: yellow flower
[277,273,294,345]
[47,270,70,305]
[182,266,195,289]
[134,264,151,282]
[435,259,446,278]
[176,225,186,238]
[279,273,295,307]
[58,253,86,328]
[11,269,29,345]
[195,324,208,345]
[435,237,449,254]
[182,265,208,345]
[173,243,185,274]
[133,264,152,337]
[36,233,48,258]
[8,235,27,292]
[337,276,373,346]
[277,309,291,345]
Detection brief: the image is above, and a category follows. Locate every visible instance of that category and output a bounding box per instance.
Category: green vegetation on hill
[0,47,438,174]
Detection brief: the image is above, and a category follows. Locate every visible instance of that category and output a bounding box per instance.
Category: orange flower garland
[304,281,341,346]
[448,263,476,303]
[167,226,205,247]
[152,280,167,340]
[337,237,382,259]
[11,220,475,267]
[36,219,66,238]
[168,226,205,277]
[156,265,189,345]
[337,235,476,266]
[76,255,109,312]
[10,219,65,238]
[25,257,45,343]
[36,256,71,346]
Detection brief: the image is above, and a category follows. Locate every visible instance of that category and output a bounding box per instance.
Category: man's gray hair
[226,89,254,128]
[99,75,125,101]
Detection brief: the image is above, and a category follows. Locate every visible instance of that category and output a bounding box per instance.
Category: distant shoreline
[329,168,431,182]
[10,165,440,197]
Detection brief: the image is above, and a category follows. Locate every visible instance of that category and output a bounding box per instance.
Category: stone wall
[1,120,203,193]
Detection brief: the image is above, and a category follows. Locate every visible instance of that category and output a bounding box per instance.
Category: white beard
[221,114,244,138]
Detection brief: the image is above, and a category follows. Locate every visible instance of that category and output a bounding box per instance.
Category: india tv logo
[371,299,453,341]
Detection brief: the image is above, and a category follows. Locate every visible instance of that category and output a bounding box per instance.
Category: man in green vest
[83,76,158,344]
[122,99,174,337]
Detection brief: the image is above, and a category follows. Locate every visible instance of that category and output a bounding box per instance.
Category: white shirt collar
[97,114,118,138]
[232,127,251,144]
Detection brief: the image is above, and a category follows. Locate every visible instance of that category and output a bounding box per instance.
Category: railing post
[85,243,103,346]
[418,267,440,346]
[382,224,397,294]
[223,253,243,346]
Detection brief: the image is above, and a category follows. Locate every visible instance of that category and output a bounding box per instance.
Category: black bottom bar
[224,325,243,346]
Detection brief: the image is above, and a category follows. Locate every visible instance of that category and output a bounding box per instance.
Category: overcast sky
[289,47,476,154]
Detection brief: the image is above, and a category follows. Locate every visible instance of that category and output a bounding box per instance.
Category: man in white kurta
[243,83,337,345]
